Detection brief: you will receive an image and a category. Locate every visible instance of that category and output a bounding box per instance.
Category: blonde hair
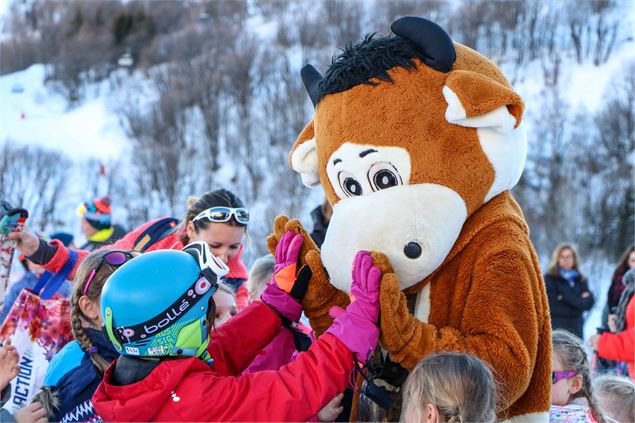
[552,330,605,423]
[548,243,583,277]
[71,250,131,374]
[593,375,635,423]
[401,352,496,423]
[248,255,275,301]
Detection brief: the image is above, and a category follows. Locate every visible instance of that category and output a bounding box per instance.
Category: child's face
[213,290,237,328]
[551,351,583,406]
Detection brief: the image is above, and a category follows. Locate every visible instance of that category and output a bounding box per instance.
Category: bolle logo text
[144,298,191,334]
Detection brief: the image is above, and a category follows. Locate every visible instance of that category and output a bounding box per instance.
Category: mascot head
[291,17,527,292]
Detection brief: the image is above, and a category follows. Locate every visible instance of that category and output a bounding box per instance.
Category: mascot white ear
[290,119,320,187]
[442,70,527,202]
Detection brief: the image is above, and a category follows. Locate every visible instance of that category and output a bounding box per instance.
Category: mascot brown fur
[268,17,551,421]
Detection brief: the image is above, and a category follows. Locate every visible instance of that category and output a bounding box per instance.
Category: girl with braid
[550,329,606,422]
[36,249,134,423]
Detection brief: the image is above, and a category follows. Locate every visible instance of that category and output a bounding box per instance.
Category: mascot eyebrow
[333,148,378,166]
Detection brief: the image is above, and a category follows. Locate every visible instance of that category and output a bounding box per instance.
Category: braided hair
[552,330,606,423]
[401,352,497,423]
[179,189,246,245]
[70,250,127,374]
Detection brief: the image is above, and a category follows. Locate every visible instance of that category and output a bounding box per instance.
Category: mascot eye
[338,172,363,197]
[368,163,402,191]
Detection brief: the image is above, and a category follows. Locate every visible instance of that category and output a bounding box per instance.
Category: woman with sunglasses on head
[35,249,135,423]
[9,189,252,310]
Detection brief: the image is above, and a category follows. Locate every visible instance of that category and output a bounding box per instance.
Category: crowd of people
[0,188,633,422]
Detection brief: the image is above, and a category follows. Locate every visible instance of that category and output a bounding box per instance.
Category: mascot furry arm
[271,17,551,421]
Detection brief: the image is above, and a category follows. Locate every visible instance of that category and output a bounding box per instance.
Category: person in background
[310,198,332,248]
[550,329,605,423]
[604,246,635,330]
[49,232,75,249]
[545,243,595,339]
[401,352,497,423]
[588,268,635,382]
[247,255,274,303]
[76,196,126,251]
[36,249,134,422]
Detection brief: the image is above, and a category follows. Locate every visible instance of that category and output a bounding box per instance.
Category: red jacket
[598,295,635,379]
[92,302,354,422]
[38,217,249,286]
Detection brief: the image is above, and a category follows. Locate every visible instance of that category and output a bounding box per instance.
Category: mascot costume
[268,16,551,422]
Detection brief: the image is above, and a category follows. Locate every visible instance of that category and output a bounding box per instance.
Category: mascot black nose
[404,242,422,259]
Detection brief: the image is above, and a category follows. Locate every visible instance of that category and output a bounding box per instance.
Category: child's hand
[587,334,600,351]
[0,340,19,391]
[317,392,344,422]
[607,314,618,333]
[13,402,47,423]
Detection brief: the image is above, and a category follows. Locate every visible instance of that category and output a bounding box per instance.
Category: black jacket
[309,206,329,248]
[545,272,595,339]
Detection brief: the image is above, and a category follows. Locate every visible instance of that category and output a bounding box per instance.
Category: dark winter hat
[50,231,74,247]
[77,196,112,230]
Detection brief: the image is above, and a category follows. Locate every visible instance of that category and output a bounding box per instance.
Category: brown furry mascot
[268,16,551,422]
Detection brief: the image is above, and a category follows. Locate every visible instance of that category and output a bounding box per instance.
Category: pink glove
[261,232,306,321]
[325,251,380,362]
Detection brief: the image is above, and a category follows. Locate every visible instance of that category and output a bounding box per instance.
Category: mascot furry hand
[268,17,551,421]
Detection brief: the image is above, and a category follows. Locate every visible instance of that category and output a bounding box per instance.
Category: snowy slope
[0,65,129,159]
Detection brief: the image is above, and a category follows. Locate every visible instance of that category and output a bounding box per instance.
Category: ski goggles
[193,207,249,225]
[552,370,578,384]
[84,250,134,295]
[183,241,230,281]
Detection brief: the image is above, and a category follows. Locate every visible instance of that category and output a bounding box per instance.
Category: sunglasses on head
[84,250,134,295]
[193,207,249,225]
[552,370,578,384]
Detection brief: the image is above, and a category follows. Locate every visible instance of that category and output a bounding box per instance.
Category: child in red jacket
[92,232,381,422]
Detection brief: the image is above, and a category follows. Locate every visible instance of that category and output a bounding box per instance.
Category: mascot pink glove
[261,231,310,322]
[326,251,380,362]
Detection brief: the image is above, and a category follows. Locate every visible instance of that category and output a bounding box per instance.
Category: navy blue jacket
[42,328,119,423]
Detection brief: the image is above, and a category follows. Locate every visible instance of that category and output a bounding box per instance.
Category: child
[213,282,238,327]
[37,249,135,422]
[92,233,381,422]
[593,375,635,423]
[550,329,605,422]
[401,352,497,423]
[247,255,274,302]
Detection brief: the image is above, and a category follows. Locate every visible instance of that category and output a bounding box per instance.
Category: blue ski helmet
[101,241,229,360]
